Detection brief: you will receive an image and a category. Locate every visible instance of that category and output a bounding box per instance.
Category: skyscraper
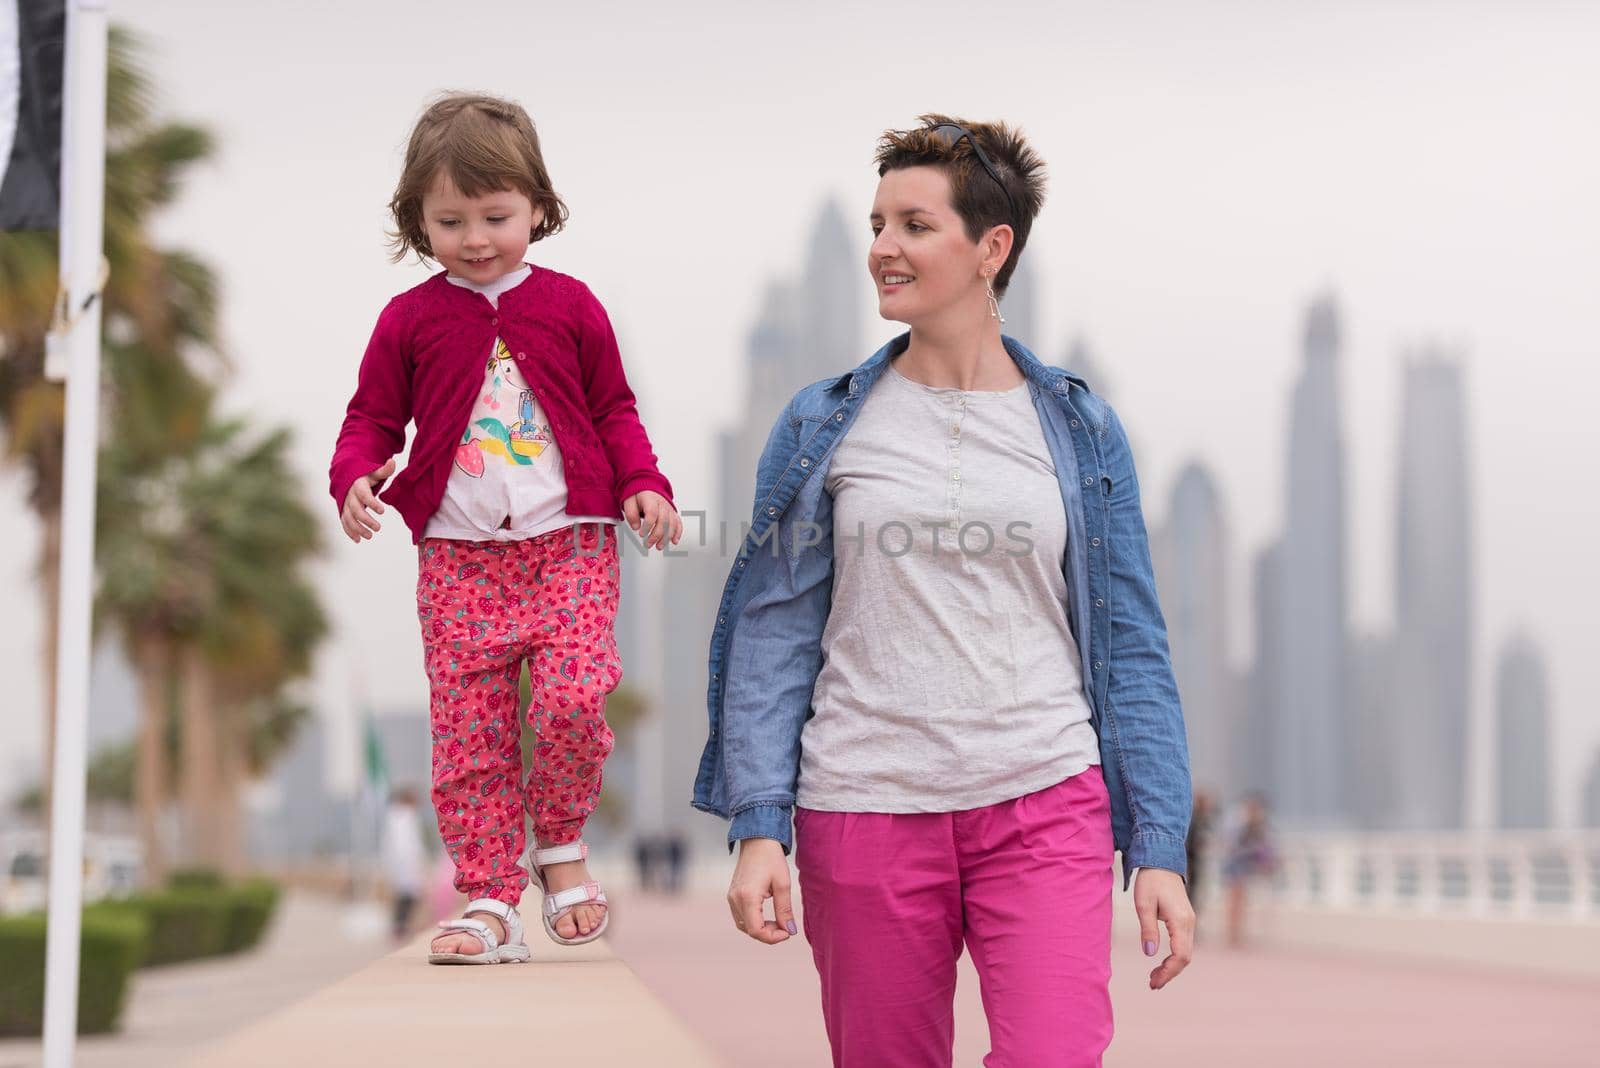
[1156,462,1233,793]
[1273,294,1351,827]
[250,716,350,863]
[1348,633,1399,829]
[719,281,802,533]
[652,200,863,851]
[718,198,861,533]
[1393,353,1473,829]
[800,198,861,383]
[1241,542,1284,802]
[1495,632,1551,829]
[372,705,430,796]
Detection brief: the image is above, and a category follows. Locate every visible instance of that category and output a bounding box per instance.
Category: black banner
[0,0,66,231]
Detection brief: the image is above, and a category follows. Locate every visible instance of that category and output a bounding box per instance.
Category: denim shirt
[691,334,1192,889]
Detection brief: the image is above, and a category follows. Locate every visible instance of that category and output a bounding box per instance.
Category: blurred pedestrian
[696,115,1196,1067]
[1187,790,1216,917]
[380,786,426,941]
[663,833,686,895]
[633,836,658,892]
[1222,793,1278,948]
[331,91,684,964]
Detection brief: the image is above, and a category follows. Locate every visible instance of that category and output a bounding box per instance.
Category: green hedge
[119,889,233,967]
[0,909,148,1036]
[166,868,225,891]
[0,874,284,1036]
[221,878,281,953]
[101,876,283,966]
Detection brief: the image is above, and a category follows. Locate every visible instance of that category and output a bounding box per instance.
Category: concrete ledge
[186,931,722,1067]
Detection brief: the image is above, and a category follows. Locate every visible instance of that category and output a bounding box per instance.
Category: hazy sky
[3,1,1597,824]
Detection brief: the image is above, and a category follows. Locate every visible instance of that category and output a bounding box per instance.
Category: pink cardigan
[329,266,674,543]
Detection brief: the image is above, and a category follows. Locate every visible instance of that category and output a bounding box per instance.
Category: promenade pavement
[607,888,1600,1067]
[4,883,1598,1066]
[0,893,387,1068]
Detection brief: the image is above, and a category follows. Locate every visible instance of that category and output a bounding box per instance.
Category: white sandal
[531,841,609,946]
[427,898,531,965]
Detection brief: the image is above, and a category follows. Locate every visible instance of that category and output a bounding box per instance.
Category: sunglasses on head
[925,122,1018,226]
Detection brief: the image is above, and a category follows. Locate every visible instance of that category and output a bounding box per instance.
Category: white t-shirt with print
[423,265,614,542]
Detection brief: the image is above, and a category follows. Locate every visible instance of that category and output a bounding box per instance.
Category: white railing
[1256,830,1600,921]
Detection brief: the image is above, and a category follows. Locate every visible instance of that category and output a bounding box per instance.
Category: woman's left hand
[622,490,683,551]
[1133,867,1195,990]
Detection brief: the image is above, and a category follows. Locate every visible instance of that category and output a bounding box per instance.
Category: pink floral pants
[416,523,622,905]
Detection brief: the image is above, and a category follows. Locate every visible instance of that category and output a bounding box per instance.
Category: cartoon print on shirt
[453,338,554,478]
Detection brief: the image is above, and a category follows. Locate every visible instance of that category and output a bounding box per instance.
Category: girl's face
[420,174,543,284]
[867,165,994,329]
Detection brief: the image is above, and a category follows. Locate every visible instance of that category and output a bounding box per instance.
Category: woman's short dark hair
[874,114,1046,298]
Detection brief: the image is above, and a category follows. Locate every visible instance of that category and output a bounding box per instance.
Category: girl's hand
[341,459,395,543]
[1134,867,1195,989]
[726,837,797,945]
[622,490,683,551]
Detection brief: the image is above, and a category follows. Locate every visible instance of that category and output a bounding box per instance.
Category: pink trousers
[416,524,622,906]
[795,765,1114,1068]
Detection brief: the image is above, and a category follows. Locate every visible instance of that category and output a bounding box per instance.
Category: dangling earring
[985,268,1006,325]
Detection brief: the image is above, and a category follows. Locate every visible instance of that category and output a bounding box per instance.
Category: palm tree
[183,422,326,875]
[92,331,219,881]
[0,27,220,793]
[3,28,326,881]
[98,419,327,877]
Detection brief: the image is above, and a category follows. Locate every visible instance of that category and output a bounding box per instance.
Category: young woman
[694,115,1195,1066]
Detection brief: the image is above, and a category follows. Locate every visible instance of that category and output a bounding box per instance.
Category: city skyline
[31,205,1587,853]
[634,214,1575,834]
[1,1,1596,831]
[1166,301,1554,829]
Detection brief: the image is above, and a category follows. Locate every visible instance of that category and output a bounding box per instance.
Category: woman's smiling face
[867,165,991,328]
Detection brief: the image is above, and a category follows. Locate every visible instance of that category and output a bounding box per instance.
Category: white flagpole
[42,2,108,1064]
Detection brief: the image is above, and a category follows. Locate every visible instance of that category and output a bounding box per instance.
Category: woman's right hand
[341,459,395,543]
[727,837,797,945]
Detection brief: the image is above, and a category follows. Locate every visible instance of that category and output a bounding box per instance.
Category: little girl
[329,92,681,964]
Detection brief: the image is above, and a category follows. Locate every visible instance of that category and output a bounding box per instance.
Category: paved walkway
[0,893,390,1068]
[606,890,1600,1067]
[5,885,1599,1066]
[188,923,715,1066]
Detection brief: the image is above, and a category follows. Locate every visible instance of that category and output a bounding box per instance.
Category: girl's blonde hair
[388,92,569,263]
